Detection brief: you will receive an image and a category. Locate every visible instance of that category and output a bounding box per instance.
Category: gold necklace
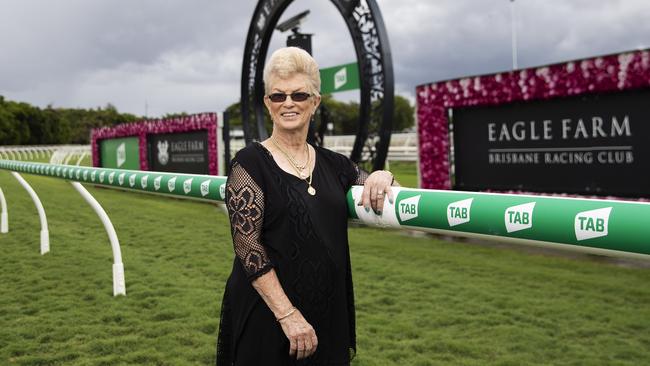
[271,137,308,173]
[270,136,316,196]
[291,144,309,171]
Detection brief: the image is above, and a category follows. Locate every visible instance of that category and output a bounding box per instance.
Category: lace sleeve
[352,162,370,185]
[225,161,273,280]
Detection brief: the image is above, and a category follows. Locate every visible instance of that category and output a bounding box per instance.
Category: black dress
[216,142,368,366]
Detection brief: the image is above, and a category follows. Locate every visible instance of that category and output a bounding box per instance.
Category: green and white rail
[347,187,650,259]
[1,159,649,297]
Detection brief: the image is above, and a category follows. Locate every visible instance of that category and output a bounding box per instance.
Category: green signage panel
[100,137,140,170]
[320,62,360,94]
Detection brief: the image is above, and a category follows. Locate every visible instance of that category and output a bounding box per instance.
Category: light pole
[510,0,518,70]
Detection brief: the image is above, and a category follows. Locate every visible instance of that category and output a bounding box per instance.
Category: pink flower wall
[91,112,218,175]
[416,49,650,190]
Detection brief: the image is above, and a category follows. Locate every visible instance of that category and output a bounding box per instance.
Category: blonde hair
[263,47,321,96]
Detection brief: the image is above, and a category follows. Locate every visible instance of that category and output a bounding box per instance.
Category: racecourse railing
[1,159,649,296]
[0,145,90,164]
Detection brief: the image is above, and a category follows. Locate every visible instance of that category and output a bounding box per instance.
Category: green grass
[0,167,649,365]
[387,161,418,188]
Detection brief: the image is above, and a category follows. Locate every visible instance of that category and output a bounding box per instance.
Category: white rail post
[75,152,87,166]
[0,187,8,233]
[11,172,49,254]
[63,152,73,165]
[70,182,126,296]
[49,150,59,164]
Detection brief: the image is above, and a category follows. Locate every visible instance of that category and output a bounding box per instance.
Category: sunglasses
[268,92,312,103]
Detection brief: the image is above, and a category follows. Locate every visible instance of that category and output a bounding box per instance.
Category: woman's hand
[358,170,394,215]
[278,309,318,359]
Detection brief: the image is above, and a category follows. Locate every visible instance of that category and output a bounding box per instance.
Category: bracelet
[276,306,297,322]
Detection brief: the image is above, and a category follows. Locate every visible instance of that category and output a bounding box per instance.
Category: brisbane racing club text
[487,114,634,166]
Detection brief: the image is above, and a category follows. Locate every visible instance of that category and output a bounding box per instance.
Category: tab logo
[168,177,177,192]
[505,202,536,233]
[154,176,162,191]
[219,183,226,200]
[83,170,88,180]
[116,142,126,168]
[183,178,193,194]
[108,172,115,184]
[129,174,136,187]
[63,168,68,178]
[141,175,149,189]
[100,171,106,183]
[575,207,612,241]
[76,169,81,179]
[447,198,473,227]
[118,173,125,185]
[91,170,97,182]
[398,195,421,222]
[200,180,211,197]
[334,67,347,90]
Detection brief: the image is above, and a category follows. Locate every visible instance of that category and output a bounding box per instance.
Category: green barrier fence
[347,187,650,259]
[2,159,649,260]
[0,160,227,202]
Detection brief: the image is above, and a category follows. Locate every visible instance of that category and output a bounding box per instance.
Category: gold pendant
[307,186,316,195]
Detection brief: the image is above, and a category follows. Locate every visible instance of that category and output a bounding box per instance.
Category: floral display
[416,49,650,190]
[91,112,218,175]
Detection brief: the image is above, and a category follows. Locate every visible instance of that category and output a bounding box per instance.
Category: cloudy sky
[1,0,649,118]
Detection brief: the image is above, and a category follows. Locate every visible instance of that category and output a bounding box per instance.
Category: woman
[216,47,396,365]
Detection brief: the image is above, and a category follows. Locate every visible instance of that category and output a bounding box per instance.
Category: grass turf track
[0,161,649,365]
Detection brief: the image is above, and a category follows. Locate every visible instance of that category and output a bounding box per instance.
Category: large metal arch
[241,0,394,170]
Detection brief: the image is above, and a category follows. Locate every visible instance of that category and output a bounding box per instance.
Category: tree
[3,100,31,144]
[0,97,23,144]
[319,94,359,135]
[223,100,272,134]
[0,96,141,145]
[370,95,414,132]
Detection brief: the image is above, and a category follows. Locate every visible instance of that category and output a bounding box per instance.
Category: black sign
[451,88,650,197]
[148,131,209,174]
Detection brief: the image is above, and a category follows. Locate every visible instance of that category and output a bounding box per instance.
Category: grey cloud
[1,0,648,116]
